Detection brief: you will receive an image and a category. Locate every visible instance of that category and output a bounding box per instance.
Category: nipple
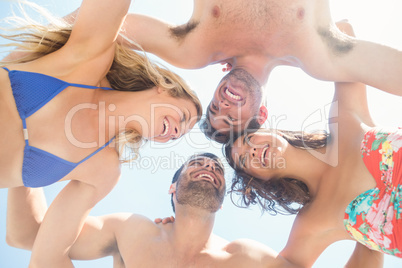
[212,6,220,18]
[297,8,305,20]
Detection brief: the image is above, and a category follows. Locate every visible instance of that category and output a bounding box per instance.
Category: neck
[169,205,216,257]
[96,87,158,136]
[281,146,331,196]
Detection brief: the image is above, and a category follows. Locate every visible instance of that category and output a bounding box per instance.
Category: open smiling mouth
[161,118,170,137]
[224,87,242,101]
[196,173,219,188]
[260,145,270,167]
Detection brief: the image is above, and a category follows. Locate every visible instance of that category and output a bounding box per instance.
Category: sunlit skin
[207,68,267,134]
[174,156,226,212]
[7,154,300,268]
[231,131,289,179]
[181,156,226,190]
[149,96,198,143]
[101,87,199,144]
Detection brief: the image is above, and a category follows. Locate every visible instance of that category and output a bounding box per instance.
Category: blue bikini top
[3,67,115,187]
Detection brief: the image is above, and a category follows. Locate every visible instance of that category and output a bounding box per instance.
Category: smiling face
[141,89,199,143]
[230,131,288,180]
[175,155,226,212]
[207,68,264,136]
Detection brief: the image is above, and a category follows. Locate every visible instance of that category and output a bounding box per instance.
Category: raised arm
[6,187,130,263]
[1,8,78,64]
[119,13,212,69]
[64,0,130,57]
[344,243,384,268]
[6,187,47,250]
[330,21,375,127]
[335,21,402,96]
[341,38,402,97]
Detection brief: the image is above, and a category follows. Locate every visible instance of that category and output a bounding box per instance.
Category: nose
[203,160,216,171]
[171,126,180,139]
[218,100,230,111]
[248,146,257,158]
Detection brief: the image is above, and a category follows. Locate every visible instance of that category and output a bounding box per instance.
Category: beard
[176,174,225,213]
[222,68,263,111]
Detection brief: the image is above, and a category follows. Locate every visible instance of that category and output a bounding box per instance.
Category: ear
[157,86,166,94]
[168,183,177,194]
[257,105,268,125]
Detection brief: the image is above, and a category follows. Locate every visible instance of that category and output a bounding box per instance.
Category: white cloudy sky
[0,0,402,267]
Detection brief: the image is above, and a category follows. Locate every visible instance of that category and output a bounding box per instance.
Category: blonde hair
[0,2,202,161]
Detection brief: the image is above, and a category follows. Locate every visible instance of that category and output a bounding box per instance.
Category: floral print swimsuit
[344,128,402,257]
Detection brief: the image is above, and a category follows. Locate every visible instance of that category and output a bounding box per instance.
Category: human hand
[335,19,356,37]
[221,62,232,72]
[154,216,175,224]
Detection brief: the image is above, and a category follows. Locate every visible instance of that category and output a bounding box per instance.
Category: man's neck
[168,206,217,258]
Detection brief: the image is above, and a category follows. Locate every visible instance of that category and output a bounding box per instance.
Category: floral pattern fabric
[344,128,402,257]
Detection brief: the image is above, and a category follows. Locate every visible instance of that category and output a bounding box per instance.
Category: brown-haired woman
[224,22,400,267]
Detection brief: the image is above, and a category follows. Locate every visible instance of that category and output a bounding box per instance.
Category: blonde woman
[0,0,201,266]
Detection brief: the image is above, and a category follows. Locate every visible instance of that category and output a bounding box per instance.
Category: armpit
[169,21,200,42]
[317,26,355,56]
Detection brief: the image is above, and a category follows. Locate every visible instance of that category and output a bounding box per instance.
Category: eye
[213,161,224,174]
[240,153,250,170]
[245,134,254,145]
[228,115,236,122]
[179,110,188,133]
[189,160,203,167]
[211,102,218,111]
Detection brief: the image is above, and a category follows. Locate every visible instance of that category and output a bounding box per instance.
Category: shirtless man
[6,153,297,267]
[120,0,402,142]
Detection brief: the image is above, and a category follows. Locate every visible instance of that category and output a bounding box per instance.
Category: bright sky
[1,0,402,267]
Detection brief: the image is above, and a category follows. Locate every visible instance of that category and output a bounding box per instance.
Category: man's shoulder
[111,212,160,228]
[225,238,277,255]
[109,213,166,250]
[223,239,297,267]
[102,212,161,237]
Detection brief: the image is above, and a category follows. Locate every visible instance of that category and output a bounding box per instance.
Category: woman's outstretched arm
[6,187,47,250]
[345,243,384,268]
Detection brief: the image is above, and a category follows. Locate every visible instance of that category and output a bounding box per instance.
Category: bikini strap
[68,82,113,90]
[77,137,116,164]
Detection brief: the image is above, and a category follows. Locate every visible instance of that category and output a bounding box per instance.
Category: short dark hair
[199,111,263,144]
[170,153,222,212]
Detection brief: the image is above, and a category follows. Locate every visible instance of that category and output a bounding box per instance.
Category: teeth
[198,174,215,183]
[225,87,241,100]
[162,119,169,136]
[261,147,268,166]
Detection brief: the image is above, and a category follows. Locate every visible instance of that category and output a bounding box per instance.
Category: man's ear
[168,183,177,194]
[257,105,268,125]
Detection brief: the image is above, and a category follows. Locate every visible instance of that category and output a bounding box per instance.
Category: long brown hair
[224,129,328,215]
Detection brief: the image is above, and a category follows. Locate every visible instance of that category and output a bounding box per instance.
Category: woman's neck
[94,87,158,137]
[280,145,331,197]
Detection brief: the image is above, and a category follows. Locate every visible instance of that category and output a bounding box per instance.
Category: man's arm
[119,13,212,69]
[334,21,402,96]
